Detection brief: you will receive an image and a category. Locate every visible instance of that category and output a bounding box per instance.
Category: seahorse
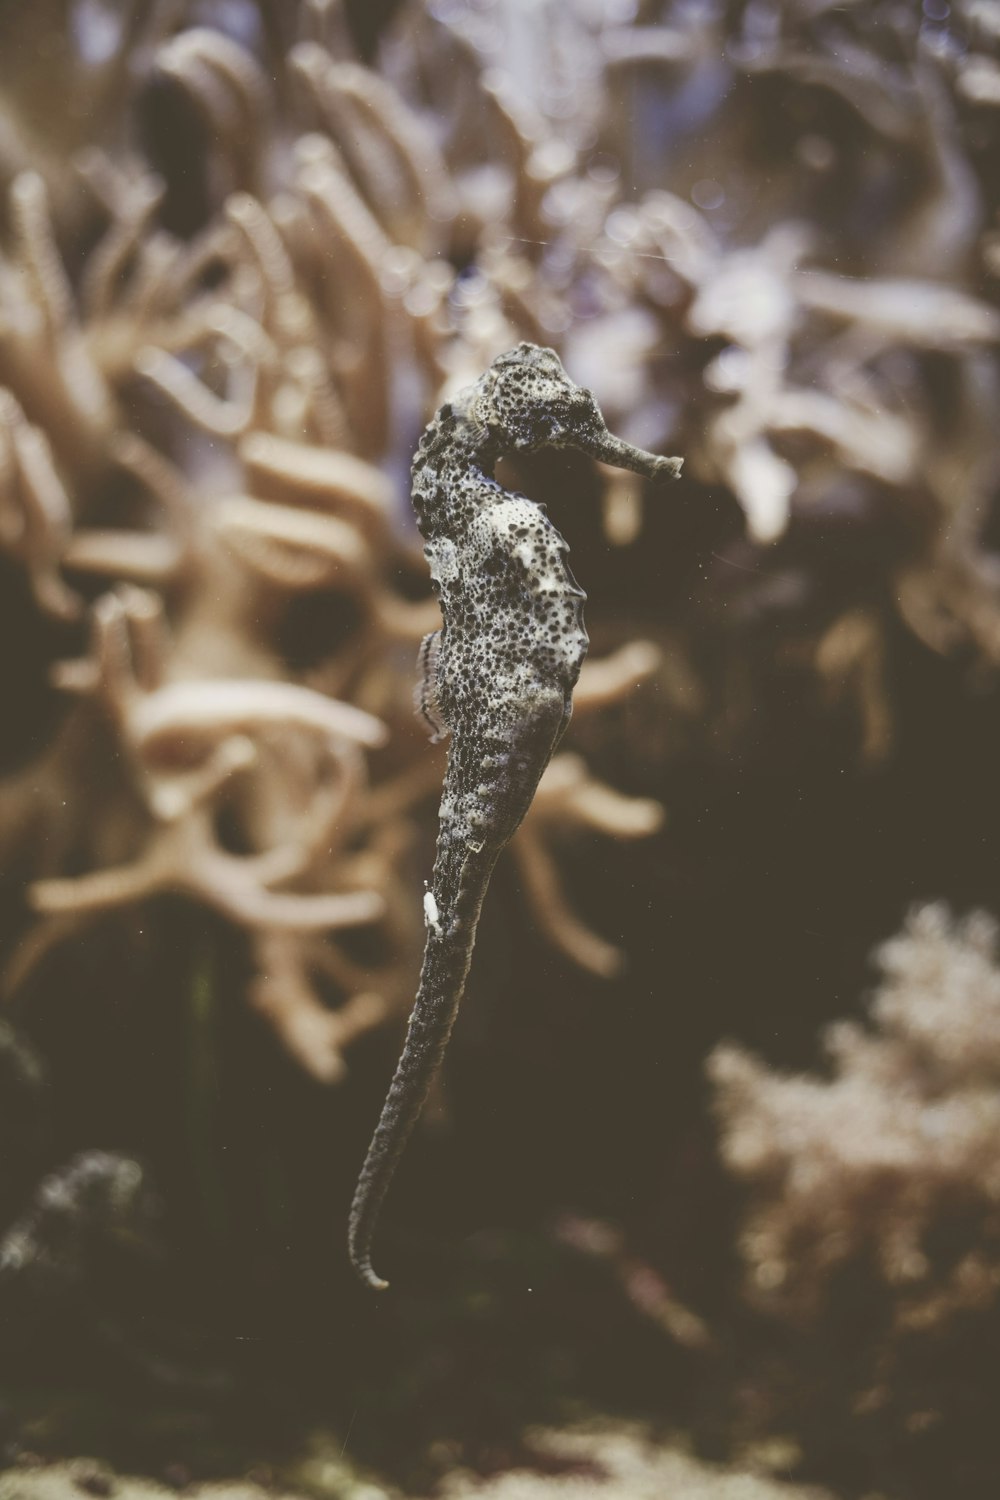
[348,343,682,1289]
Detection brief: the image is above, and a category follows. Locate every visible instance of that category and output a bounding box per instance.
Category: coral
[0,1146,169,1388]
[1,1150,159,1300]
[528,0,1000,761]
[711,905,1000,1324]
[0,1468,342,1500]
[0,1430,836,1500]
[434,1423,834,1500]
[0,6,668,1095]
[710,905,1000,1472]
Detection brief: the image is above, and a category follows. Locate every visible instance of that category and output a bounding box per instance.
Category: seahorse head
[473,343,680,485]
[473,343,602,453]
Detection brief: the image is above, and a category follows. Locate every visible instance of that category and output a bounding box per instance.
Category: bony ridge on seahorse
[348,342,682,1290]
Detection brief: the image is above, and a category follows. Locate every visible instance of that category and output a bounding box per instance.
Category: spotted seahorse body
[348,343,681,1290]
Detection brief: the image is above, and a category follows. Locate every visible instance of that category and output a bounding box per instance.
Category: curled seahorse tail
[353,1252,389,1293]
[348,1016,444,1290]
[348,892,486,1288]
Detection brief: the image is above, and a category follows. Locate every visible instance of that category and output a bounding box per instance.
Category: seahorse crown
[471,343,603,452]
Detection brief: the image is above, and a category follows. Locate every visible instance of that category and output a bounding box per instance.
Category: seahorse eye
[566,389,599,425]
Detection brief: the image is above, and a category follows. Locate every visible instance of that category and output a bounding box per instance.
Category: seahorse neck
[411,388,503,541]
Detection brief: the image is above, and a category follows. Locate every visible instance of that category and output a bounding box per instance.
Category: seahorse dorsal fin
[414,628,449,743]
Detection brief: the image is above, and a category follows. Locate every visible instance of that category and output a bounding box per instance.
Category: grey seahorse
[348,343,682,1290]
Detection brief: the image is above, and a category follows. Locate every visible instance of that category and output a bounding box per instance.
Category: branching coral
[463,0,1000,767]
[0,6,668,1094]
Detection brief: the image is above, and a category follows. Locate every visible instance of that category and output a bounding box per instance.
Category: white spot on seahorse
[426,535,459,586]
[423,888,442,936]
